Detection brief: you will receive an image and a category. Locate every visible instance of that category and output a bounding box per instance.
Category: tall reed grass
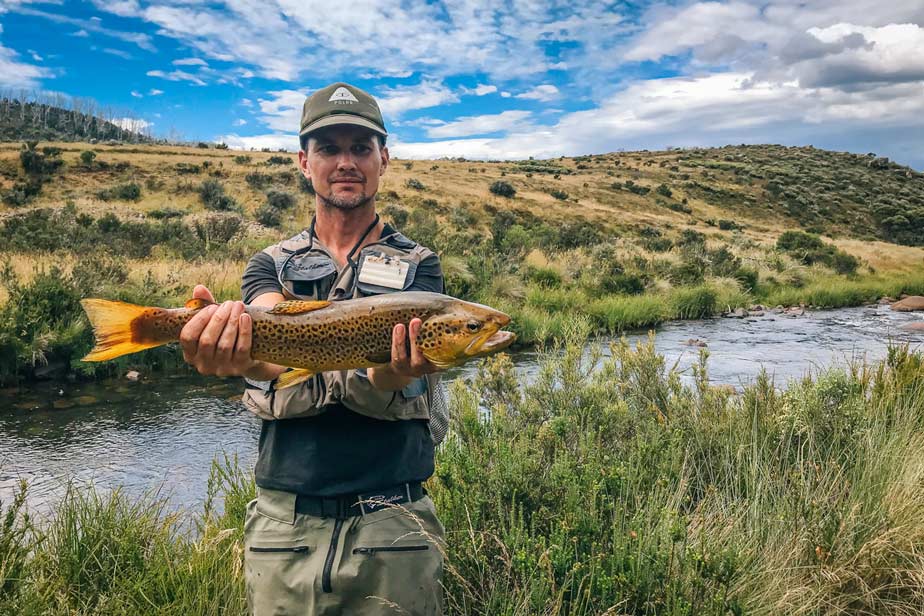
[3,330,924,614]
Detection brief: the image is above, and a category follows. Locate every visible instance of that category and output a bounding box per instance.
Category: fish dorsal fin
[268,300,331,315]
[275,368,314,389]
[185,298,215,310]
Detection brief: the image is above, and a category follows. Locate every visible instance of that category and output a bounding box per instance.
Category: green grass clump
[759,273,924,308]
[586,294,665,332]
[669,284,718,319]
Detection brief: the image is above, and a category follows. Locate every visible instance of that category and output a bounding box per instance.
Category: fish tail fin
[80,299,166,361]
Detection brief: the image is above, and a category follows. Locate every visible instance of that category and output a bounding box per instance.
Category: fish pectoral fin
[365,351,392,364]
[184,297,215,310]
[268,300,332,315]
[275,368,315,390]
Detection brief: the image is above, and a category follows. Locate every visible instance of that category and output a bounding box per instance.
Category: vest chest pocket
[277,253,337,299]
[355,250,419,296]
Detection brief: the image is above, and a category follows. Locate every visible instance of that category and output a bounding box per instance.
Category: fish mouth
[465,329,517,356]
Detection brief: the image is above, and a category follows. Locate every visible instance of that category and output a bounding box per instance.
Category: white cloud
[256,89,307,132]
[147,69,206,86]
[376,80,459,116]
[130,90,142,98]
[233,118,247,126]
[0,43,50,88]
[71,29,88,37]
[500,91,511,98]
[102,47,132,59]
[515,84,560,101]
[28,49,42,61]
[217,133,298,151]
[173,57,208,67]
[461,84,497,96]
[393,70,924,163]
[426,110,532,138]
[148,88,163,95]
[112,117,152,131]
[18,7,155,51]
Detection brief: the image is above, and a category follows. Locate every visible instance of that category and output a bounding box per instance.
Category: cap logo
[329,87,359,104]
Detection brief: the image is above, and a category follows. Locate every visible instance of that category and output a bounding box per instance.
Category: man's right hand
[179,284,285,381]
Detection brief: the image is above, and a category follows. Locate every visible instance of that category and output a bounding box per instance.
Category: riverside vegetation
[3,328,924,614]
[1,140,924,384]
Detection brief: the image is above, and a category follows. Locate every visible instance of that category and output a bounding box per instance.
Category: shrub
[381,205,409,228]
[265,155,291,166]
[831,251,860,275]
[97,182,142,201]
[718,219,742,231]
[80,150,97,166]
[245,172,272,189]
[193,213,243,246]
[656,183,673,198]
[525,265,562,288]
[148,208,185,220]
[174,163,201,174]
[549,189,569,200]
[196,142,210,149]
[489,180,516,198]
[265,190,296,210]
[406,178,426,191]
[198,179,237,211]
[255,204,282,228]
[215,142,229,149]
[233,155,251,165]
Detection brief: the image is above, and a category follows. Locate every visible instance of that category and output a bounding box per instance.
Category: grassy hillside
[0,140,922,383]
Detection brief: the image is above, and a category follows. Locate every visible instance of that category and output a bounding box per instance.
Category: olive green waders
[244,487,445,615]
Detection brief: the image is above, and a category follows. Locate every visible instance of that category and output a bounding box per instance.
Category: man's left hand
[367,318,440,391]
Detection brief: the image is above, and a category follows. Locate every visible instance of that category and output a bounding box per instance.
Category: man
[179,82,446,615]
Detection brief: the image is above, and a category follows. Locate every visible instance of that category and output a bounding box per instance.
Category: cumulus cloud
[426,110,532,138]
[0,43,49,88]
[112,117,152,131]
[515,84,560,101]
[173,57,207,67]
[217,132,298,151]
[377,80,459,116]
[256,89,308,132]
[461,84,498,96]
[147,69,206,86]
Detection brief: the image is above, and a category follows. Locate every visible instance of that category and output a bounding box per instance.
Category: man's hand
[179,284,285,381]
[367,318,440,391]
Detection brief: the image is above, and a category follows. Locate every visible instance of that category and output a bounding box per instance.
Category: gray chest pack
[253,228,449,445]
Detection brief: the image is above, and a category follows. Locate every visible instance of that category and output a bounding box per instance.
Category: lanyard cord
[278,214,381,294]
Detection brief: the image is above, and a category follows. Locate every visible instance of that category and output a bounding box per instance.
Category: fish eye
[465,320,481,332]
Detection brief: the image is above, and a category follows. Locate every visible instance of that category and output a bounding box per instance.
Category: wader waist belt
[295,482,424,518]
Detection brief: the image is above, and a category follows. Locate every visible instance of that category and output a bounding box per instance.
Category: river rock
[76,395,98,406]
[125,370,141,381]
[685,338,708,347]
[52,399,75,410]
[878,297,895,305]
[725,308,747,318]
[901,321,924,332]
[891,296,924,312]
[748,310,765,317]
[748,304,767,312]
[784,306,805,317]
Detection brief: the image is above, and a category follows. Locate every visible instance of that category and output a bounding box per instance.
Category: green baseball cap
[299,82,387,138]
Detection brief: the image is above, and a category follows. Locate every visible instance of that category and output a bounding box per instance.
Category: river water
[1,305,921,515]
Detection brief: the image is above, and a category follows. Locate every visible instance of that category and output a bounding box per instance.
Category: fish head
[418,299,516,369]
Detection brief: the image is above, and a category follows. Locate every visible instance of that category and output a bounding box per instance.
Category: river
[1,304,921,515]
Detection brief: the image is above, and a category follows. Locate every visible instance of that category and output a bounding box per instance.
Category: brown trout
[80,292,515,388]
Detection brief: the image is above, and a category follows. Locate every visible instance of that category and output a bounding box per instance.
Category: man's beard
[319,189,373,210]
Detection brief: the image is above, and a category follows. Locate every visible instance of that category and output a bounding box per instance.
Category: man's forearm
[244,361,288,382]
[367,366,415,392]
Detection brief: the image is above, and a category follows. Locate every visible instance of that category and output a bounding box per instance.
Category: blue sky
[1,0,923,168]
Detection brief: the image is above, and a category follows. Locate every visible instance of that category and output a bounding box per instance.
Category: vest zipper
[353,545,429,555]
[322,518,344,593]
[249,545,309,553]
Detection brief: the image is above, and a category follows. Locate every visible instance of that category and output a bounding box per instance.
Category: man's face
[298,125,389,211]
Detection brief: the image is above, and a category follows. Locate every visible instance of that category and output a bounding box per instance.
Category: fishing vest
[241,227,449,442]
